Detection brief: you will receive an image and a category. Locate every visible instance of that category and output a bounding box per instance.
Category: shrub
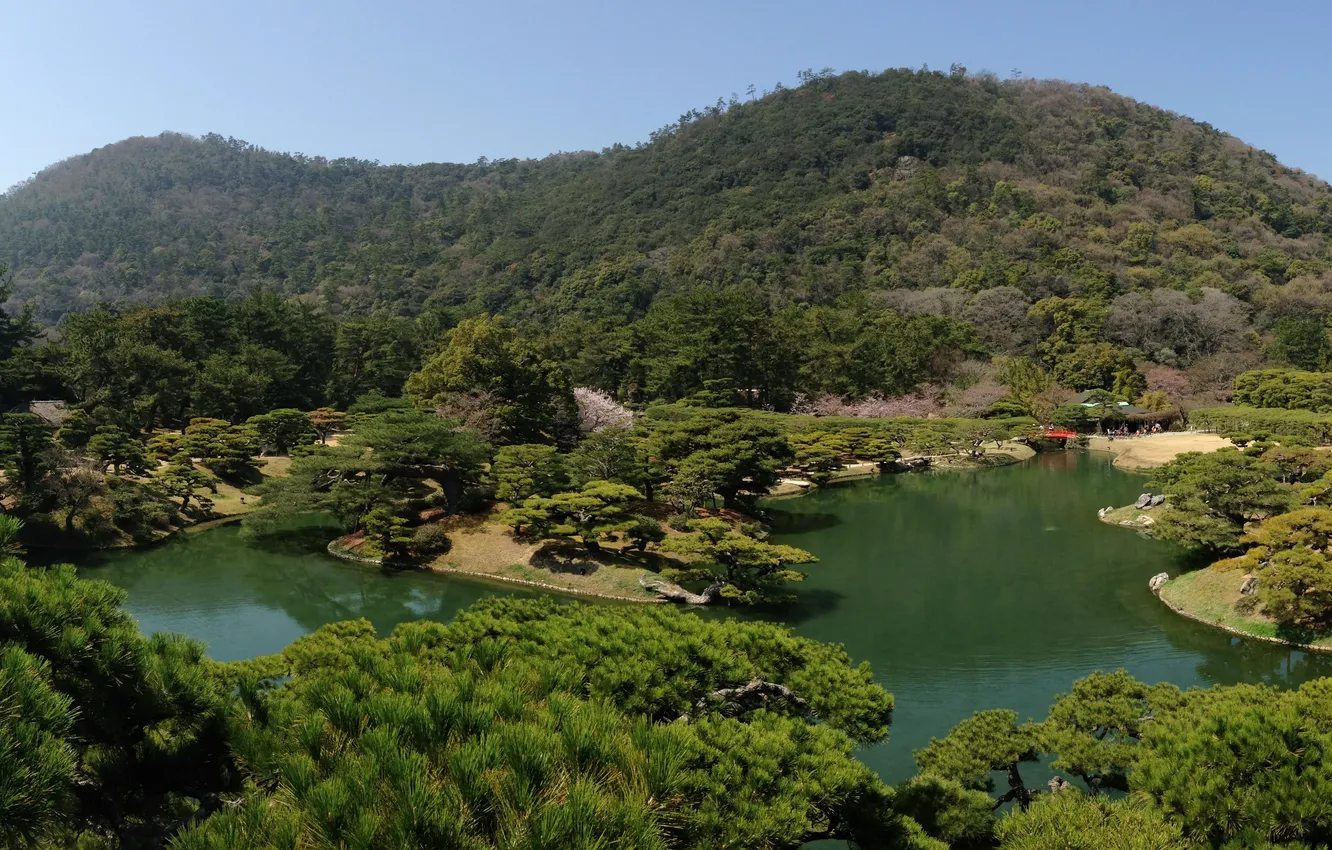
[410,522,451,556]
[667,512,694,532]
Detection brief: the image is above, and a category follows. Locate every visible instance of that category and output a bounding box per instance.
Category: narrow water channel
[75,452,1332,784]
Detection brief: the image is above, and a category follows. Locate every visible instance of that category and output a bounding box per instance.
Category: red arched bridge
[1033,427,1078,440]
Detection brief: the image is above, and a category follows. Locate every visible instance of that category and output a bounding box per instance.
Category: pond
[74,451,1332,785]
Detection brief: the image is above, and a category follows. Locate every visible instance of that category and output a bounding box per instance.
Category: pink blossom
[574,387,634,432]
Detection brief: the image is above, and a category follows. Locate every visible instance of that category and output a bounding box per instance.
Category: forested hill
[1,67,1330,327]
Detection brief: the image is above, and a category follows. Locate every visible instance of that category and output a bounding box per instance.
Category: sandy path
[1087,432,1234,470]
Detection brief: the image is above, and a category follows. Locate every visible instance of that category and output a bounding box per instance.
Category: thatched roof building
[10,400,71,428]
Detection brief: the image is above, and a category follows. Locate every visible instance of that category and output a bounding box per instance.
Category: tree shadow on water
[760,509,843,535]
[247,521,344,557]
[1169,547,1216,575]
[749,587,847,627]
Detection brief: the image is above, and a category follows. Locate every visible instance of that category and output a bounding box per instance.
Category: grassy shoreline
[330,520,667,604]
[1156,568,1332,652]
[336,444,1039,605]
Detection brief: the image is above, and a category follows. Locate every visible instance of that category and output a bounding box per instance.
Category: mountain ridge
[1,68,1329,326]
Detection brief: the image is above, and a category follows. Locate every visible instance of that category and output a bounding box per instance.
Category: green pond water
[74,452,1332,784]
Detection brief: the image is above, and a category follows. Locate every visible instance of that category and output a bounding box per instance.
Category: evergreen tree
[87,424,149,475]
[489,443,567,502]
[1151,450,1294,551]
[501,480,643,553]
[0,560,237,844]
[0,413,53,497]
[245,407,316,455]
[660,518,818,604]
[182,417,260,480]
[306,406,346,443]
[406,315,579,446]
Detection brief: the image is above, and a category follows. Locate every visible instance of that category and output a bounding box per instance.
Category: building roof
[12,400,71,428]
[1071,390,1122,404]
[1067,391,1153,417]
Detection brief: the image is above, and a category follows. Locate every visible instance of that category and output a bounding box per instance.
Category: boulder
[1149,572,1169,593]
[1148,493,1165,507]
[1240,575,1258,596]
[1134,493,1152,509]
[1097,507,1109,518]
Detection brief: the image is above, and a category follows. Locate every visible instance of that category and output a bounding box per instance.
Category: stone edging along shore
[325,540,661,604]
[1151,578,1332,654]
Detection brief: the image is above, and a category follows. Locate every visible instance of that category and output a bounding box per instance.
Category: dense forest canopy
[2,67,1328,330]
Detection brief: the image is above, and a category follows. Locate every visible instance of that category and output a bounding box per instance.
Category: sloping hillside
[1,68,1328,326]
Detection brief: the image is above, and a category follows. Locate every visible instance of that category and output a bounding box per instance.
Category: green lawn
[1161,568,1332,650]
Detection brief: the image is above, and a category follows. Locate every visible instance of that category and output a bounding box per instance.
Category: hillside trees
[0,69,1325,412]
[790,300,981,399]
[1268,316,1332,371]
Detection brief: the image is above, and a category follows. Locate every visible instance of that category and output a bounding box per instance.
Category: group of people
[1106,422,1164,439]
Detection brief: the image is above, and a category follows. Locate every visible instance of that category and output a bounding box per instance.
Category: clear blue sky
[4,0,1330,192]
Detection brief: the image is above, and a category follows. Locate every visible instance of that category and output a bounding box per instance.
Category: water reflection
[760,452,1332,780]
[77,453,1332,784]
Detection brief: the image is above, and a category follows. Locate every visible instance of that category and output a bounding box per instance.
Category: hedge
[1232,369,1332,412]
[1188,406,1332,445]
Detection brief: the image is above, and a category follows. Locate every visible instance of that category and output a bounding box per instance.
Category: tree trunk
[639,578,722,604]
[679,678,808,721]
[993,764,1036,811]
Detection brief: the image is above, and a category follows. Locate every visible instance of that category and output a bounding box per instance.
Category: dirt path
[1087,432,1234,471]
